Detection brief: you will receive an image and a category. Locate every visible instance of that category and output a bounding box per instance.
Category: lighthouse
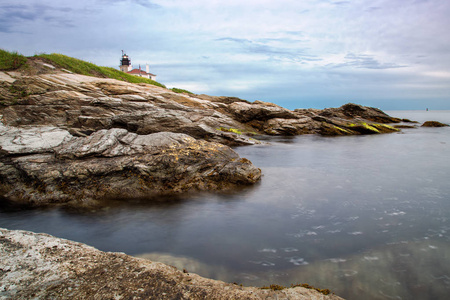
[119,51,157,80]
[119,50,131,72]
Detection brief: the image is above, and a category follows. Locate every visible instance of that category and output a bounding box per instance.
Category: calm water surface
[1,110,449,300]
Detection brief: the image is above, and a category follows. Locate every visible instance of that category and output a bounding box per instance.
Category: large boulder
[0,127,261,208]
[228,101,298,123]
[319,103,402,124]
[262,117,314,135]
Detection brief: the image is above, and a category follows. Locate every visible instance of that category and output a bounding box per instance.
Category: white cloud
[423,71,450,79]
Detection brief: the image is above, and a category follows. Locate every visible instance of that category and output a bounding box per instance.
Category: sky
[1,0,450,110]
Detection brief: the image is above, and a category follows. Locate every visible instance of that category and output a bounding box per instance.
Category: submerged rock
[0,126,261,208]
[0,228,343,299]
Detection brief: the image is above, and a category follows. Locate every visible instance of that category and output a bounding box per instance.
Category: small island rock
[421,121,449,127]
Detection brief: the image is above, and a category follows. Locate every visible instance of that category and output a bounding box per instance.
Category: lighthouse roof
[127,69,156,76]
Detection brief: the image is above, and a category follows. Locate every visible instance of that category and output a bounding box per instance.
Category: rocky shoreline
[0,227,343,300]
[1,58,446,299]
[0,60,418,208]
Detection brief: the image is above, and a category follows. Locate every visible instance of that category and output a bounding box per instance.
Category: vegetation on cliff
[0,49,28,71]
[36,53,167,88]
[1,49,167,88]
[171,87,194,94]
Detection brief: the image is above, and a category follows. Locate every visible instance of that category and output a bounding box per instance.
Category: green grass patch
[0,49,28,71]
[35,53,166,88]
[171,87,194,94]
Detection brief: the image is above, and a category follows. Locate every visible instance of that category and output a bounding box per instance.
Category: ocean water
[1,110,449,300]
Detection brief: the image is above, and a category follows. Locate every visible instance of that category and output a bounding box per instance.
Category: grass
[1,50,194,92]
[36,53,166,88]
[0,49,28,71]
[171,87,194,94]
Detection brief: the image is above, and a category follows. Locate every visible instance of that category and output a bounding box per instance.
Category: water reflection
[136,239,450,300]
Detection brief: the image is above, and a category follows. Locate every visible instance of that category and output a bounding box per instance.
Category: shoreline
[0,227,344,299]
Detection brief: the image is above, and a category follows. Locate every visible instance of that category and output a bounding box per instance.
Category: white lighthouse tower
[119,50,132,72]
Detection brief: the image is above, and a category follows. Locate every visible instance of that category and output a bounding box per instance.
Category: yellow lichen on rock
[217,127,242,135]
[371,123,400,132]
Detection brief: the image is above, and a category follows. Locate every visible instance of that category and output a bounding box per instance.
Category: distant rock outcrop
[0,228,343,299]
[318,103,401,123]
[421,121,449,127]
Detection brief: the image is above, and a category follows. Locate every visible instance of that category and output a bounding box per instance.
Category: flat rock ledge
[0,125,261,208]
[0,228,344,300]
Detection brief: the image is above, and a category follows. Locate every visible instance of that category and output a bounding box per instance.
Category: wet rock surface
[0,228,344,300]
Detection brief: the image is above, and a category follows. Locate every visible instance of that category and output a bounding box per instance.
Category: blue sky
[1,0,450,110]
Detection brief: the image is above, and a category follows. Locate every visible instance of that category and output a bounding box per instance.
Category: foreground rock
[0,228,343,300]
[0,125,261,208]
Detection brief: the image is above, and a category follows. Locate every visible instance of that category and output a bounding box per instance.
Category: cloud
[329,53,407,70]
[215,37,251,44]
[0,3,75,32]
[98,0,161,9]
[332,1,350,6]
[133,0,161,8]
[216,36,320,63]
